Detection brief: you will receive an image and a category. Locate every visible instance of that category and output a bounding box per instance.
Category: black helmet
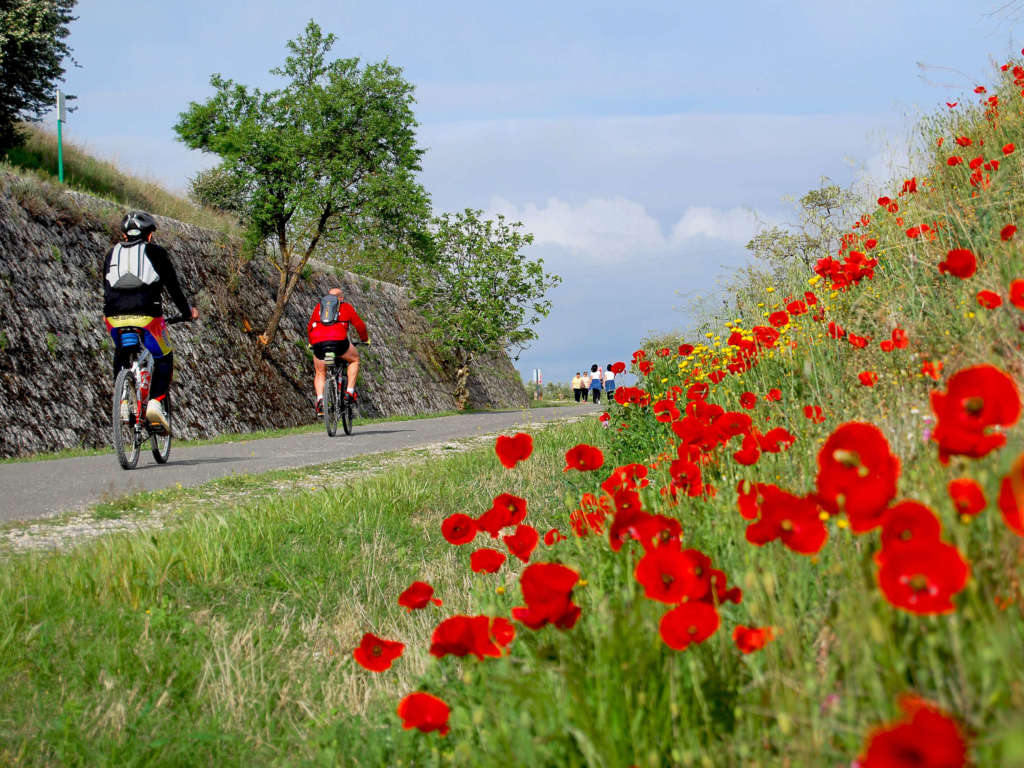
[121,211,157,240]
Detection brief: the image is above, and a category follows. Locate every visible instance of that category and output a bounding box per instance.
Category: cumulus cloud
[486,195,770,261]
[669,206,764,244]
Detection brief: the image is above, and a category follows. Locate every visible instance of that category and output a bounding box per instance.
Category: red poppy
[635,546,711,604]
[816,422,900,532]
[744,484,828,554]
[659,601,720,650]
[891,328,908,348]
[828,321,846,339]
[601,463,650,494]
[1002,224,1018,241]
[494,432,533,469]
[739,392,757,410]
[976,290,1002,308]
[921,360,943,380]
[1011,279,1024,309]
[470,547,507,573]
[1004,142,1016,155]
[848,333,869,349]
[353,632,405,672]
[733,625,775,654]
[638,360,654,375]
[938,249,977,279]
[859,371,879,387]
[430,614,511,659]
[732,433,761,466]
[653,399,681,423]
[511,562,582,630]
[997,452,1024,536]
[968,156,984,170]
[768,311,790,327]
[954,136,972,147]
[398,581,442,611]
[948,478,986,517]
[877,501,942,560]
[786,300,807,316]
[945,156,963,166]
[758,427,796,453]
[503,524,539,563]
[542,527,567,546]
[565,443,604,472]
[441,513,478,545]
[678,344,695,357]
[397,692,451,736]
[753,326,780,347]
[766,388,782,402]
[610,361,626,374]
[876,541,969,614]
[974,85,987,93]
[859,696,967,768]
[476,493,528,537]
[946,101,958,107]
[880,340,894,352]
[930,364,1021,463]
[803,405,825,423]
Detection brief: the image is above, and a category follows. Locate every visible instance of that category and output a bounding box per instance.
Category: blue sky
[48,0,1024,385]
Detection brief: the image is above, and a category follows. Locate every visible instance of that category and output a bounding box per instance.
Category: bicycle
[111,315,192,469]
[322,343,362,437]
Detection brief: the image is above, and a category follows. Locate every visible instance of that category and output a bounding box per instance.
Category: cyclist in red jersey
[308,288,369,415]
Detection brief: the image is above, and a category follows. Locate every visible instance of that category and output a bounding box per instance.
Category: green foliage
[175,20,431,344]
[410,209,560,404]
[0,0,77,151]
[746,181,861,273]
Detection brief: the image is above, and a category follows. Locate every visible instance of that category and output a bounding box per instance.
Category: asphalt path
[0,406,595,523]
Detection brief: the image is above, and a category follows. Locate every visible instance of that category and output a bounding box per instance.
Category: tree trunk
[260,258,309,348]
[453,358,472,410]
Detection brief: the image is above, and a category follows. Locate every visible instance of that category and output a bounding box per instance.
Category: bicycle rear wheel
[112,368,140,469]
[341,374,353,435]
[150,393,172,463]
[325,369,338,436]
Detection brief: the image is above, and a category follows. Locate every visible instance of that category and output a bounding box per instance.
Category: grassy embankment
[3,63,1024,766]
[1,123,236,233]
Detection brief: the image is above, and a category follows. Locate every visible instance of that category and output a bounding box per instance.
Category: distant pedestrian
[571,372,583,403]
[589,364,603,404]
[581,369,590,402]
[604,363,616,399]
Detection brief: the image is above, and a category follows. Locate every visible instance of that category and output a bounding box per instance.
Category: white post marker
[56,90,67,183]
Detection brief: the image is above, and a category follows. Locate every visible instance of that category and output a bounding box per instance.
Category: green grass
[1,123,238,234]
[0,419,600,766]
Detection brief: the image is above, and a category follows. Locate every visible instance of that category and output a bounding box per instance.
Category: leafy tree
[0,0,77,151]
[175,20,430,346]
[410,210,561,409]
[746,180,860,272]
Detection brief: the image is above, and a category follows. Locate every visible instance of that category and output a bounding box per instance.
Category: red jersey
[307,301,368,345]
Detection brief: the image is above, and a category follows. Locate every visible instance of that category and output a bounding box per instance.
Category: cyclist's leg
[339,340,358,391]
[311,342,329,399]
[142,317,173,402]
[105,318,137,376]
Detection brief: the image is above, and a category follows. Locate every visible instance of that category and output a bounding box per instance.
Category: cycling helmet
[121,211,157,240]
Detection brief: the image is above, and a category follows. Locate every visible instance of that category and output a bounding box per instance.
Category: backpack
[105,242,158,289]
[319,294,342,325]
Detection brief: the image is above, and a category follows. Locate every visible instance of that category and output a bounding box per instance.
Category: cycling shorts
[104,315,171,358]
[312,339,350,360]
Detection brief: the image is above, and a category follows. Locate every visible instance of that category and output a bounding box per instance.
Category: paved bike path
[0,406,595,523]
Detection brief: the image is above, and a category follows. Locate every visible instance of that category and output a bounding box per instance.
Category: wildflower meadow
[346,58,1024,767]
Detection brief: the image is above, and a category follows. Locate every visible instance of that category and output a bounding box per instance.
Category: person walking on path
[604,363,617,400]
[589,364,604,404]
[571,372,583,403]
[580,369,590,402]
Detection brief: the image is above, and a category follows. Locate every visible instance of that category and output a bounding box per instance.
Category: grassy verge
[0,418,598,766]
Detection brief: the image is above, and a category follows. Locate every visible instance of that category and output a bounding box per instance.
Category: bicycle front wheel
[325,371,338,437]
[112,368,140,470]
[150,393,172,463]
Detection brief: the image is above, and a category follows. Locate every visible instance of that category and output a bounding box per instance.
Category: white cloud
[487,195,770,261]
[670,206,763,244]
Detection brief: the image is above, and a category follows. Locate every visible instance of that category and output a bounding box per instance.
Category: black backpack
[319,294,341,325]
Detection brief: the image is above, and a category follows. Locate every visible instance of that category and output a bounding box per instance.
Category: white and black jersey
[102,240,192,317]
